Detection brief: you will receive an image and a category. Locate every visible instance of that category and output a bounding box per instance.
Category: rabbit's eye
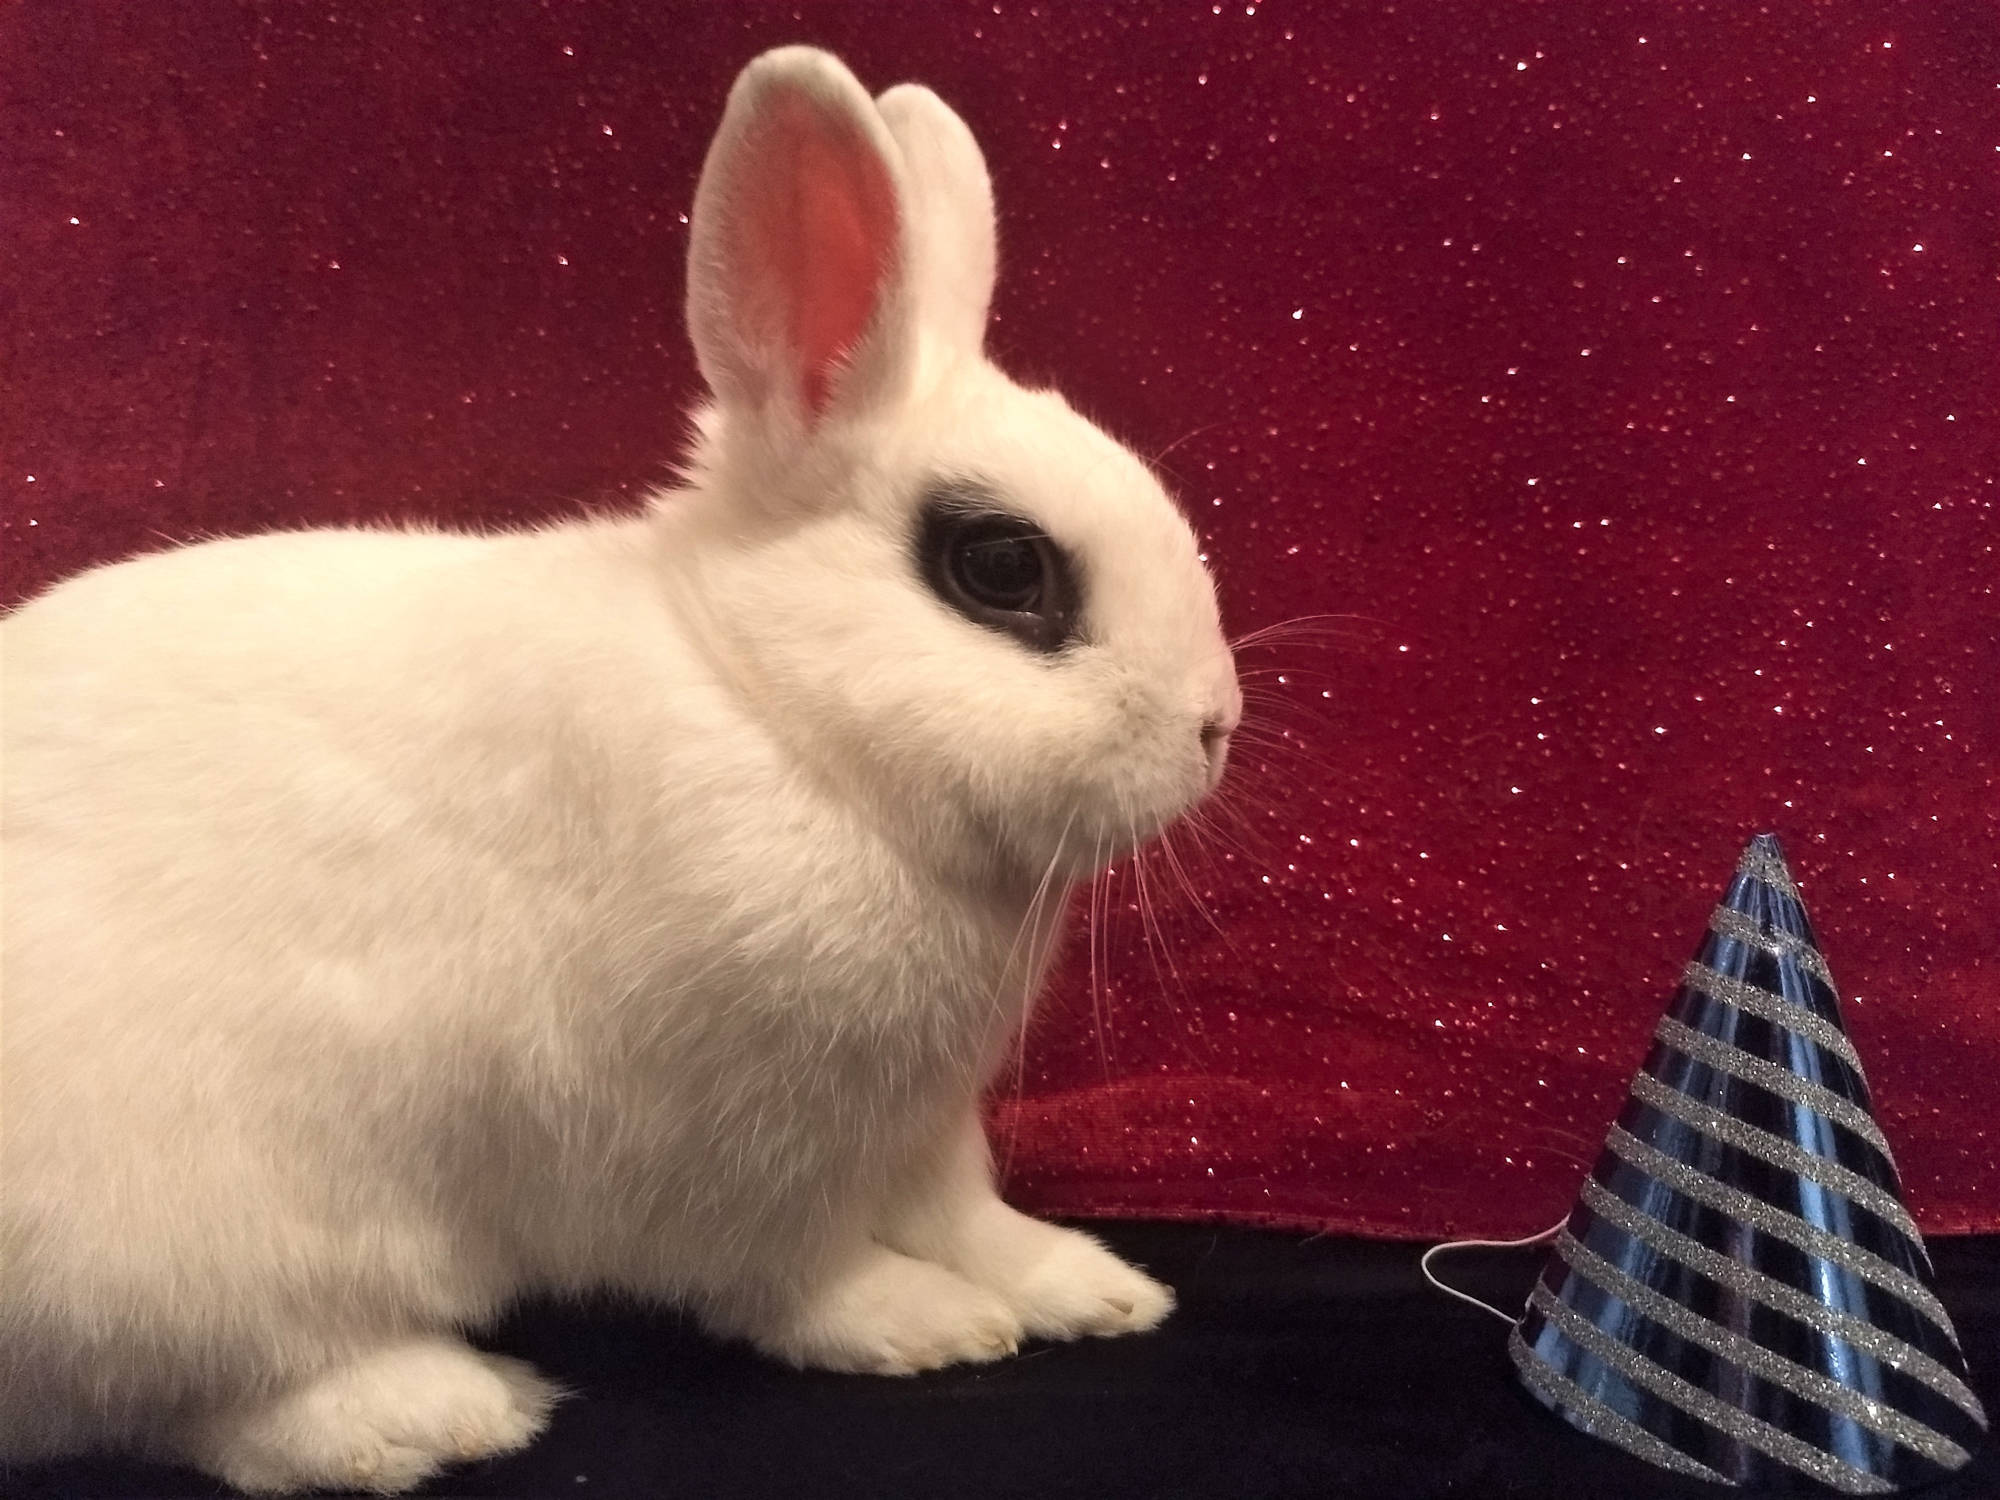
[954,525,1044,612]
[917,493,1079,654]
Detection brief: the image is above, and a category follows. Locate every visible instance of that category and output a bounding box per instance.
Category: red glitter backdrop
[5,3,1995,1237]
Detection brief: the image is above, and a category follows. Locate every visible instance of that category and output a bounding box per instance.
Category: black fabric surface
[10,1225,1995,1499]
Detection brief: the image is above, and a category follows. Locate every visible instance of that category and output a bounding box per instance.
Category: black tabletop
[11,1225,1995,1499]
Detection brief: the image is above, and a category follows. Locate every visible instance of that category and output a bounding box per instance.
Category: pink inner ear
[791,128,898,416]
[744,96,899,420]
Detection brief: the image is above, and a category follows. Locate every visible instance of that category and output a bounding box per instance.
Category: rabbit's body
[1,48,1237,1492]
[5,511,1054,1454]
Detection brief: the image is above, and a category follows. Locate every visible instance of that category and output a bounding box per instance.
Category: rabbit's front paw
[989,1221,1176,1341]
[180,1336,560,1494]
[756,1245,1024,1376]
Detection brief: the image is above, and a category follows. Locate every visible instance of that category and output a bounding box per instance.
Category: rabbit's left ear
[687,48,916,428]
[874,83,996,360]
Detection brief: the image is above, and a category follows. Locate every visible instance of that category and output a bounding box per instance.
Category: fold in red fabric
[6,2,1994,1236]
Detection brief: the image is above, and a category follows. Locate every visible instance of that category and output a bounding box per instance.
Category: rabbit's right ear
[686,49,916,435]
[873,84,996,361]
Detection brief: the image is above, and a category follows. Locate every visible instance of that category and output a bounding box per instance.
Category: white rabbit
[0,46,1240,1494]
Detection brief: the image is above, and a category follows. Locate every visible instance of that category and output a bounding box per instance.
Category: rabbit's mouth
[1022,793,1209,887]
[1201,712,1238,792]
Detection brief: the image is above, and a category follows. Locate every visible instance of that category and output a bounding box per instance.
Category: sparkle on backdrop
[4,2,1995,1237]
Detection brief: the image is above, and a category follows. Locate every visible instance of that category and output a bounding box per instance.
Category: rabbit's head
[669,48,1239,887]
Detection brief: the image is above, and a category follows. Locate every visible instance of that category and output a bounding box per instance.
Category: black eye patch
[914,482,1081,654]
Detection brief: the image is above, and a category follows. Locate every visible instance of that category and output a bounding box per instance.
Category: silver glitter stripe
[1628,1071,1924,1245]
[1708,904,1835,990]
[1529,1283,1894,1494]
[1739,841,1801,900]
[1577,1178,1989,1428]
[1604,1126,1954,1333]
[1653,1016,1891,1158]
[1508,1327,1732,1485]
[1554,1232,1972,1468]
[1685,961,1863,1072]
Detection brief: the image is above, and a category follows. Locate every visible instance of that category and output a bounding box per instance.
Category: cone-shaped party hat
[1510,834,1987,1492]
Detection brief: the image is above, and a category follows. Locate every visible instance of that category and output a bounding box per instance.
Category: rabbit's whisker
[995,816,1074,1188]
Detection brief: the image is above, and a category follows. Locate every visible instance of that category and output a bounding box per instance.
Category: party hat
[1510,833,1987,1491]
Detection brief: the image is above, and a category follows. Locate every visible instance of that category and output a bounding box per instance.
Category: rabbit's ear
[874,84,996,360]
[687,49,914,427]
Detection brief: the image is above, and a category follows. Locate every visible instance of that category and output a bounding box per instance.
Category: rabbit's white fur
[0,47,1239,1493]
